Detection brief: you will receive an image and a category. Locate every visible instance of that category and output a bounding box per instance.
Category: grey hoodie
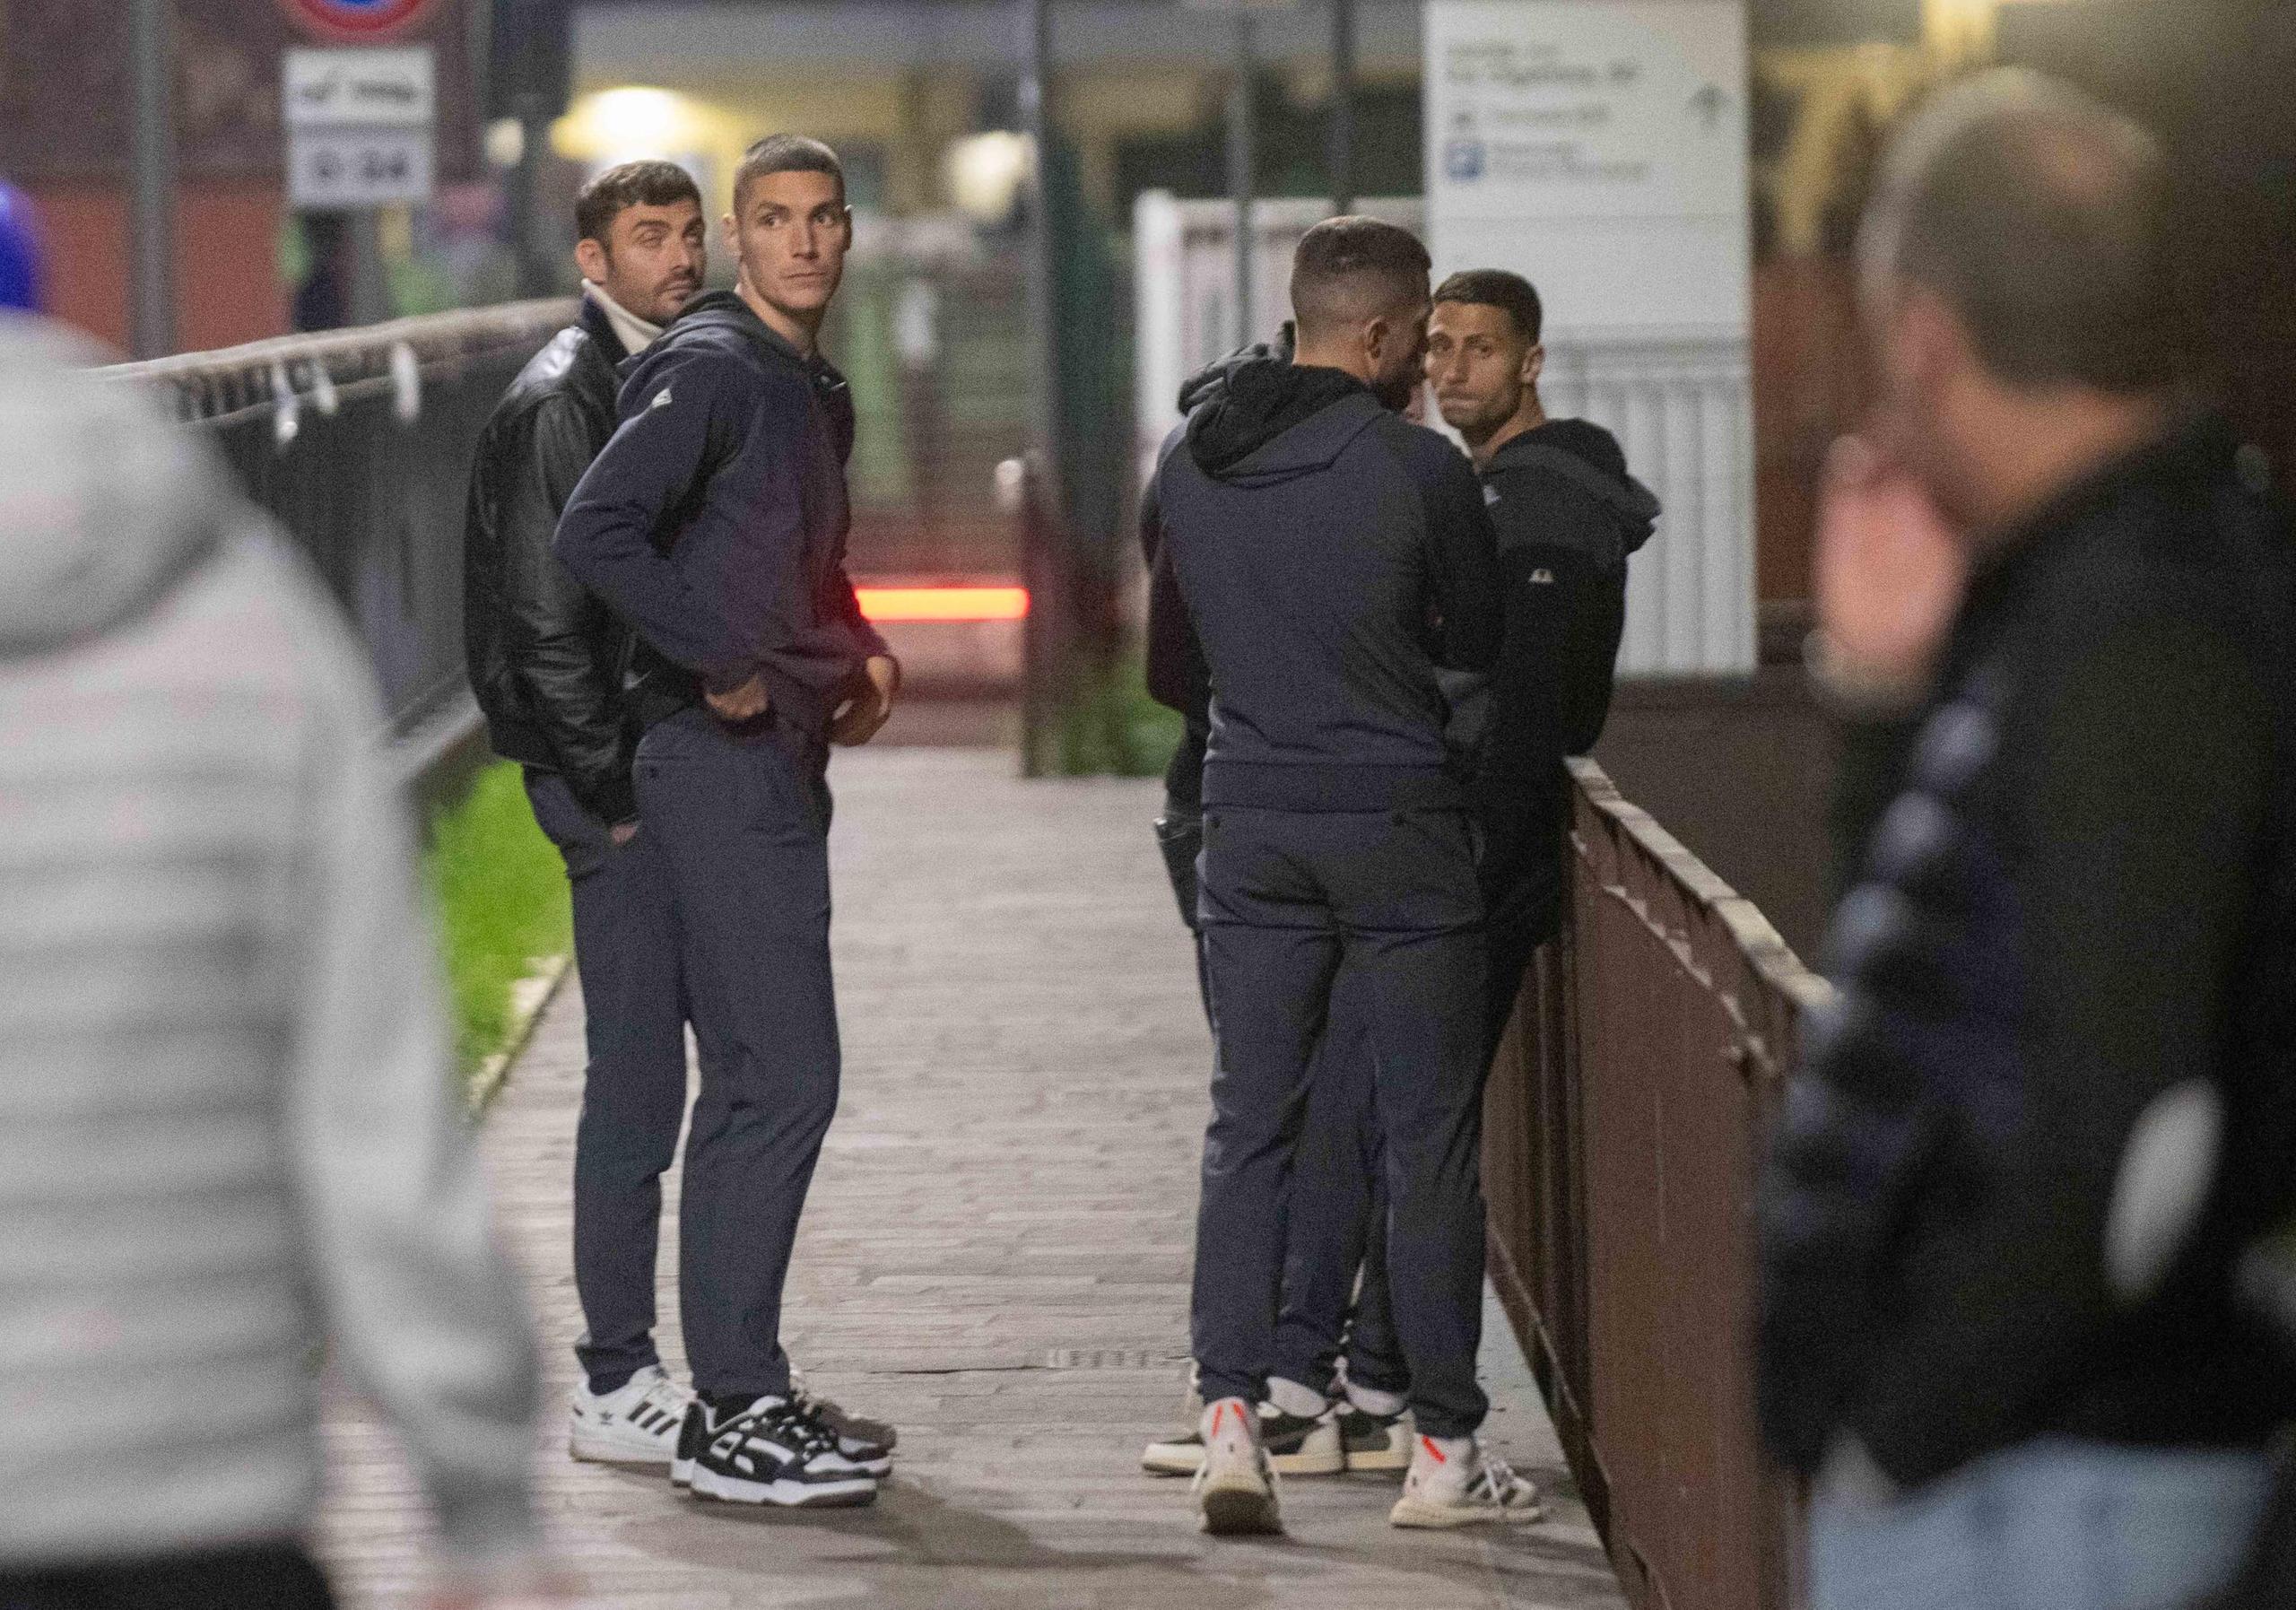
[0,318,539,1568]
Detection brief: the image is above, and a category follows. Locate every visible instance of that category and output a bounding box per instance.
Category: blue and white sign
[1426,0,1750,339]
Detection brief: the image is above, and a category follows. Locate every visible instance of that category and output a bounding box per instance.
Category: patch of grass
[422,761,572,1083]
[1055,649,1184,777]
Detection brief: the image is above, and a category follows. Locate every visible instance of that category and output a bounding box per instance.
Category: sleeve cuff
[575,770,639,829]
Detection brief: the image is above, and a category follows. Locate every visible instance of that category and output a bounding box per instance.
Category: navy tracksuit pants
[1268,853,1557,1404]
[633,705,841,1401]
[524,770,700,1396]
[1190,802,1492,1440]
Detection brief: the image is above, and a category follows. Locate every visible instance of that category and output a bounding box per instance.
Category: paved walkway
[317,749,1626,1610]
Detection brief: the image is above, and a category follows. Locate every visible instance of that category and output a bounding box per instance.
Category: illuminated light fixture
[944,131,1036,227]
[857,586,1031,622]
[566,85,694,163]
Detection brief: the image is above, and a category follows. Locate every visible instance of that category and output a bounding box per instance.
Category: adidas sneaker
[673,1396,878,1508]
[569,1364,691,1468]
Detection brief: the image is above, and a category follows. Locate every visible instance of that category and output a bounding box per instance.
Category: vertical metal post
[129,0,176,358]
[1227,14,1257,344]
[1329,0,1356,215]
[347,211,392,326]
[1018,0,1062,775]
[1020,0,1059,486]
[510,107,555,298]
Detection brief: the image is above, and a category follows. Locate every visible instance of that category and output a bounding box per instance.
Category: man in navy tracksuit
[555,135,899,1510]
[1261,268,1663,1458]
[1147,217,1538,1535]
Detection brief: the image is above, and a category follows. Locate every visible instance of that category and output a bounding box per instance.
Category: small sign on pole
[283,45,436,209]
[278,0,437,42]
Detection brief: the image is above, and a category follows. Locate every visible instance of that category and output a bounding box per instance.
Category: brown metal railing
[1485,758,1831,1610]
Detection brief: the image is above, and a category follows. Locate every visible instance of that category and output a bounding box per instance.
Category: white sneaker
[1190,1397,1283,1536]
[570,1364,691,1468]
[1143,1401,1344,1476]
[1389,1434,1544,1528]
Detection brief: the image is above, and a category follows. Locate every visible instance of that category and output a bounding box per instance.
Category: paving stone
[314,749,1626,1609]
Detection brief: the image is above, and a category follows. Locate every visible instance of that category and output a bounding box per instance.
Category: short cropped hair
[574,160,702,246]
[1432,269,1544,346]
[733,134,847,216]
[1860,69,2176,392]
[1291,216,1431,341]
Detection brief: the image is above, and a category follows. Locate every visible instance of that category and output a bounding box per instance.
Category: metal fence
[1484,758,1831,1610]
[101,301,572,776]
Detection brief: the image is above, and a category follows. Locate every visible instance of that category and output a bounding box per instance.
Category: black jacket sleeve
[1143,449,1213,723]
[1408,434,1503,674]
[1552,544,1627,754]
[497,394,636,824]
[554,352,758,691]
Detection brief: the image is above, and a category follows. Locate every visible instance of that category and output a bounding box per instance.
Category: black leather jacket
[462,297,639,824]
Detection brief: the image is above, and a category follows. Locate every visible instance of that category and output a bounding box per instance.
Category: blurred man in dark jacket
[1757,71,2296,1610]
[462,160,709,1468]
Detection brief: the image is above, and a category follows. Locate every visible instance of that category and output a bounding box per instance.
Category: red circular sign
[280,0,436,40]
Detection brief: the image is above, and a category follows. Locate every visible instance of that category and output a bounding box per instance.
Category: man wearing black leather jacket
[461,161,713,1464]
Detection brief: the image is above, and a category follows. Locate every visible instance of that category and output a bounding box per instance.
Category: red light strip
[857,586,1031,622]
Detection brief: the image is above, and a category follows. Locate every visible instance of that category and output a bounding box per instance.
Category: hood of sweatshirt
[658,290,817,372]
[1492,418,1662,556]
[0,317,228,657]
[1183,358,1380,485]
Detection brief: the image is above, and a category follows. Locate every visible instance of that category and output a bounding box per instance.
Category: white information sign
[283,48,434,126]
[283,47,435,209]
[1426,1,1748,338]
[290,126,435,208]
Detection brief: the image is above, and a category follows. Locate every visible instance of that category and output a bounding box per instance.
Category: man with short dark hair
[556,134,900,1509]
[1426,266,1657,1040]
[1758,71,2296,1608]
[1247,266,1662,1479]
[1148,215,1536,1534]
[463,157,708,1470]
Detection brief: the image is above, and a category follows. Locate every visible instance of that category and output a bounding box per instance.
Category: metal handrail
[1485,758,1831,1610]
[98,302,574,781]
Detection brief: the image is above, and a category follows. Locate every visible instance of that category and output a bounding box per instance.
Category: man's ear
[574,237,608,286]
[1895,285,1971,410]
[1521,342,1546,391]
[1362,315,1391,369]
[721,211,740,255]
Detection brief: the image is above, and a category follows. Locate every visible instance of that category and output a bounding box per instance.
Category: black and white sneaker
[792,1371,896,1477]
[1337,1403,1413,1472]
[672,1396,879,1508]
[570,1363,691,1468]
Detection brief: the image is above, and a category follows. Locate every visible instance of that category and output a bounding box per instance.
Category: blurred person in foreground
[464,160,718,1469]
[1757,70,2296,1609]
[0,318,548,1603]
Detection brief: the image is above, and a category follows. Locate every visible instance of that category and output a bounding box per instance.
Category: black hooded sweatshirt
[1144,358,1501,813]
[1462,418,1658,897]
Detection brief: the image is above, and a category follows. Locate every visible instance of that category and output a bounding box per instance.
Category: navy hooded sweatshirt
[1145,359,1501,813]
[553,290,888,739]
